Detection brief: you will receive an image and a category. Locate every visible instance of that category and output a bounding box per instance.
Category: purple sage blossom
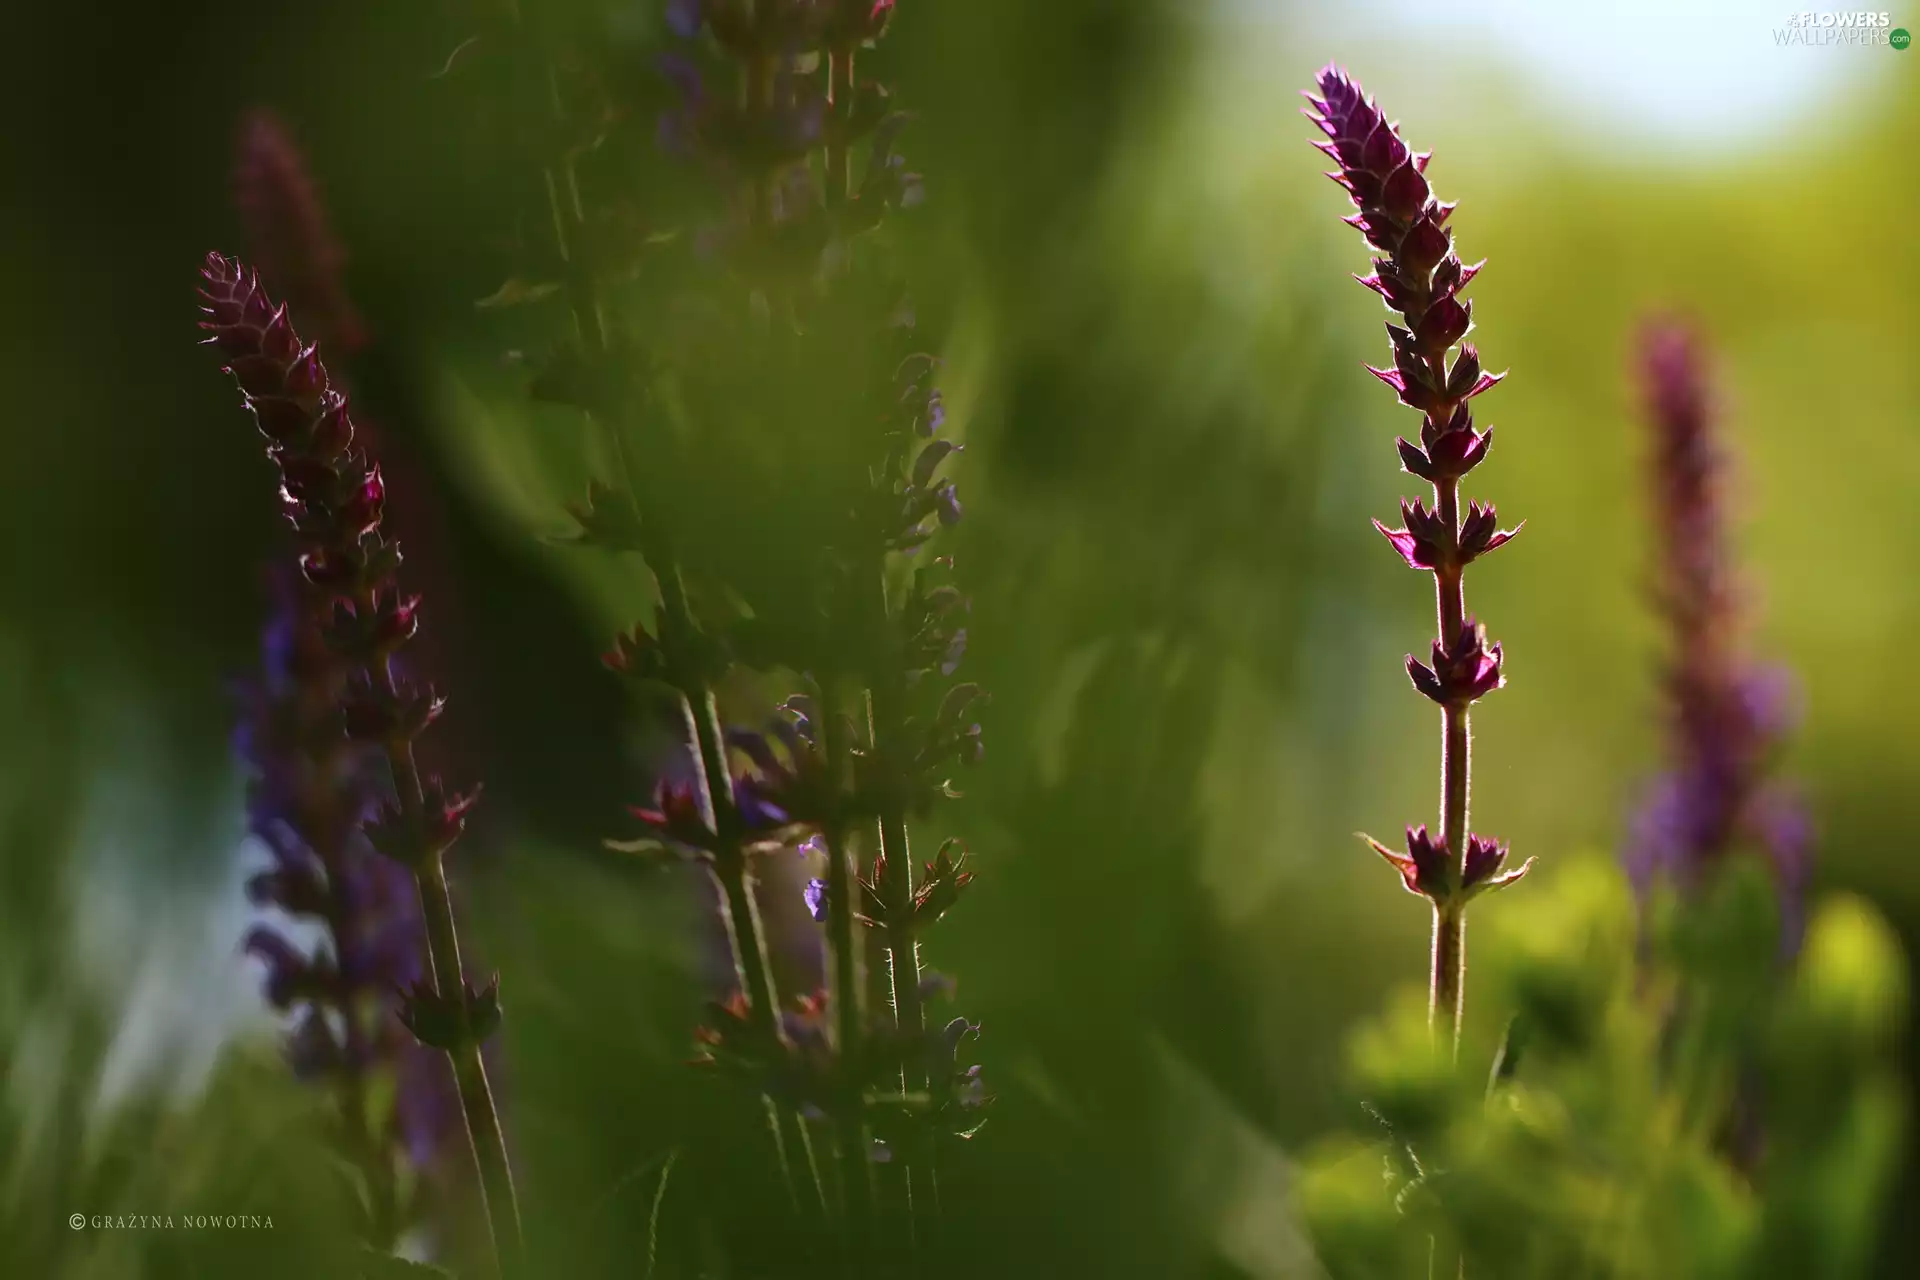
[200,253,523,1264]
[1307,64,1532,1052]
[520,0,984,1246]
[1625,320,1810,944]
[233,107,483,798]
[238,572,454,1244]
[658,0,919,274]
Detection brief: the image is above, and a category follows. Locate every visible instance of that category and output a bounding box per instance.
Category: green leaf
[473,278,564,309]
[549,482,647,555]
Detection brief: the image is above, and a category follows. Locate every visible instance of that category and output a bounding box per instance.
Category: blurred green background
[2,0,1914,1275]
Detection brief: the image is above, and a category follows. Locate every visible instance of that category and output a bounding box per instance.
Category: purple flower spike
[665,0,703,38]
[236,569,453,1244]
[1625,319,1810,947]
[1306,64,1507,517]
[603,0,989,1207]
[204,254,515,1257]
[1310,66,1526,1048]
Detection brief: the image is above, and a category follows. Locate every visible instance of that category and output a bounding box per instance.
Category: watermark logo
[1774,10,1902,43]
[69,1212,276,1231]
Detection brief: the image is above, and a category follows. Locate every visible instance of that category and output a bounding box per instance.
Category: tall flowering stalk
[1626,320,1809,943]
[238,570,452,1252]
[233,107,481,800]
[1304,67,1532,1053]
[651,2,983,1258]
[504,0,816,1213]
[489,0,982,1262]
[199,256,522,1277]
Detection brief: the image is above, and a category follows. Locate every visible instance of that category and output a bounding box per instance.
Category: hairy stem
[1430,901,1465,1054]
[1430,431,1469,1272]
[876,809,927,1071]
[866,675,934,1258]
[1431,426,1471,1058]
[814,681,875,1261]
[825,47,854,209]
[879,811,934,1251]
[530,48,815,1214]
[531,57,789,1050]
[366,651,522,1277]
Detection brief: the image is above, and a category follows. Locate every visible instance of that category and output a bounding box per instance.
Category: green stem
[653,505,818,1219]
[1433,524,1468,1054]
[531,53,791,1059]
[1426,383,1470,1057]
[878,810,932,1250]
[825,47,854,210]
[1430,900,1465,1057]
[366,650,522,1277]
[685,680,783,1038]
[1423,363,1472,1277]
[876,809,927,1069]
[815,681,875,1263]
[528,38,819,1221]
[865,680,933,1261]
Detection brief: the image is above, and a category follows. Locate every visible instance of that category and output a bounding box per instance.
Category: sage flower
[1626,320,1810,943]
[200,253,523,1269]
[237,571,452,1244]
[1306,64,1531,1051]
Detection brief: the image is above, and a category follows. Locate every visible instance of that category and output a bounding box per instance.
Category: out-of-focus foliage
[1302,857,1907,1280]
[1,644,368,1279]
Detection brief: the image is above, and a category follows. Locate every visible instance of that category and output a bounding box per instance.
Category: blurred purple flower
[665,0,703,38]
[236,571,454,1238]
[655,51,825,175]
[234,110,365,355]
[205,252,503,1246]
[1625,320,1810,945]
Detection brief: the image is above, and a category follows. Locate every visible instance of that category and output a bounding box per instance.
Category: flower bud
[1406,619,1505,706]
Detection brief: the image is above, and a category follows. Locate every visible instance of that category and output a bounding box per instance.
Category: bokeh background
[2,0,1914,1275]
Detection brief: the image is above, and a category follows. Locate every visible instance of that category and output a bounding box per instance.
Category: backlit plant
[201,255,521,1276]
[1305,64,1532,1053]
[1626,319,1810,947]
[482,0,984,1268]
[1294,70,1902,1280]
